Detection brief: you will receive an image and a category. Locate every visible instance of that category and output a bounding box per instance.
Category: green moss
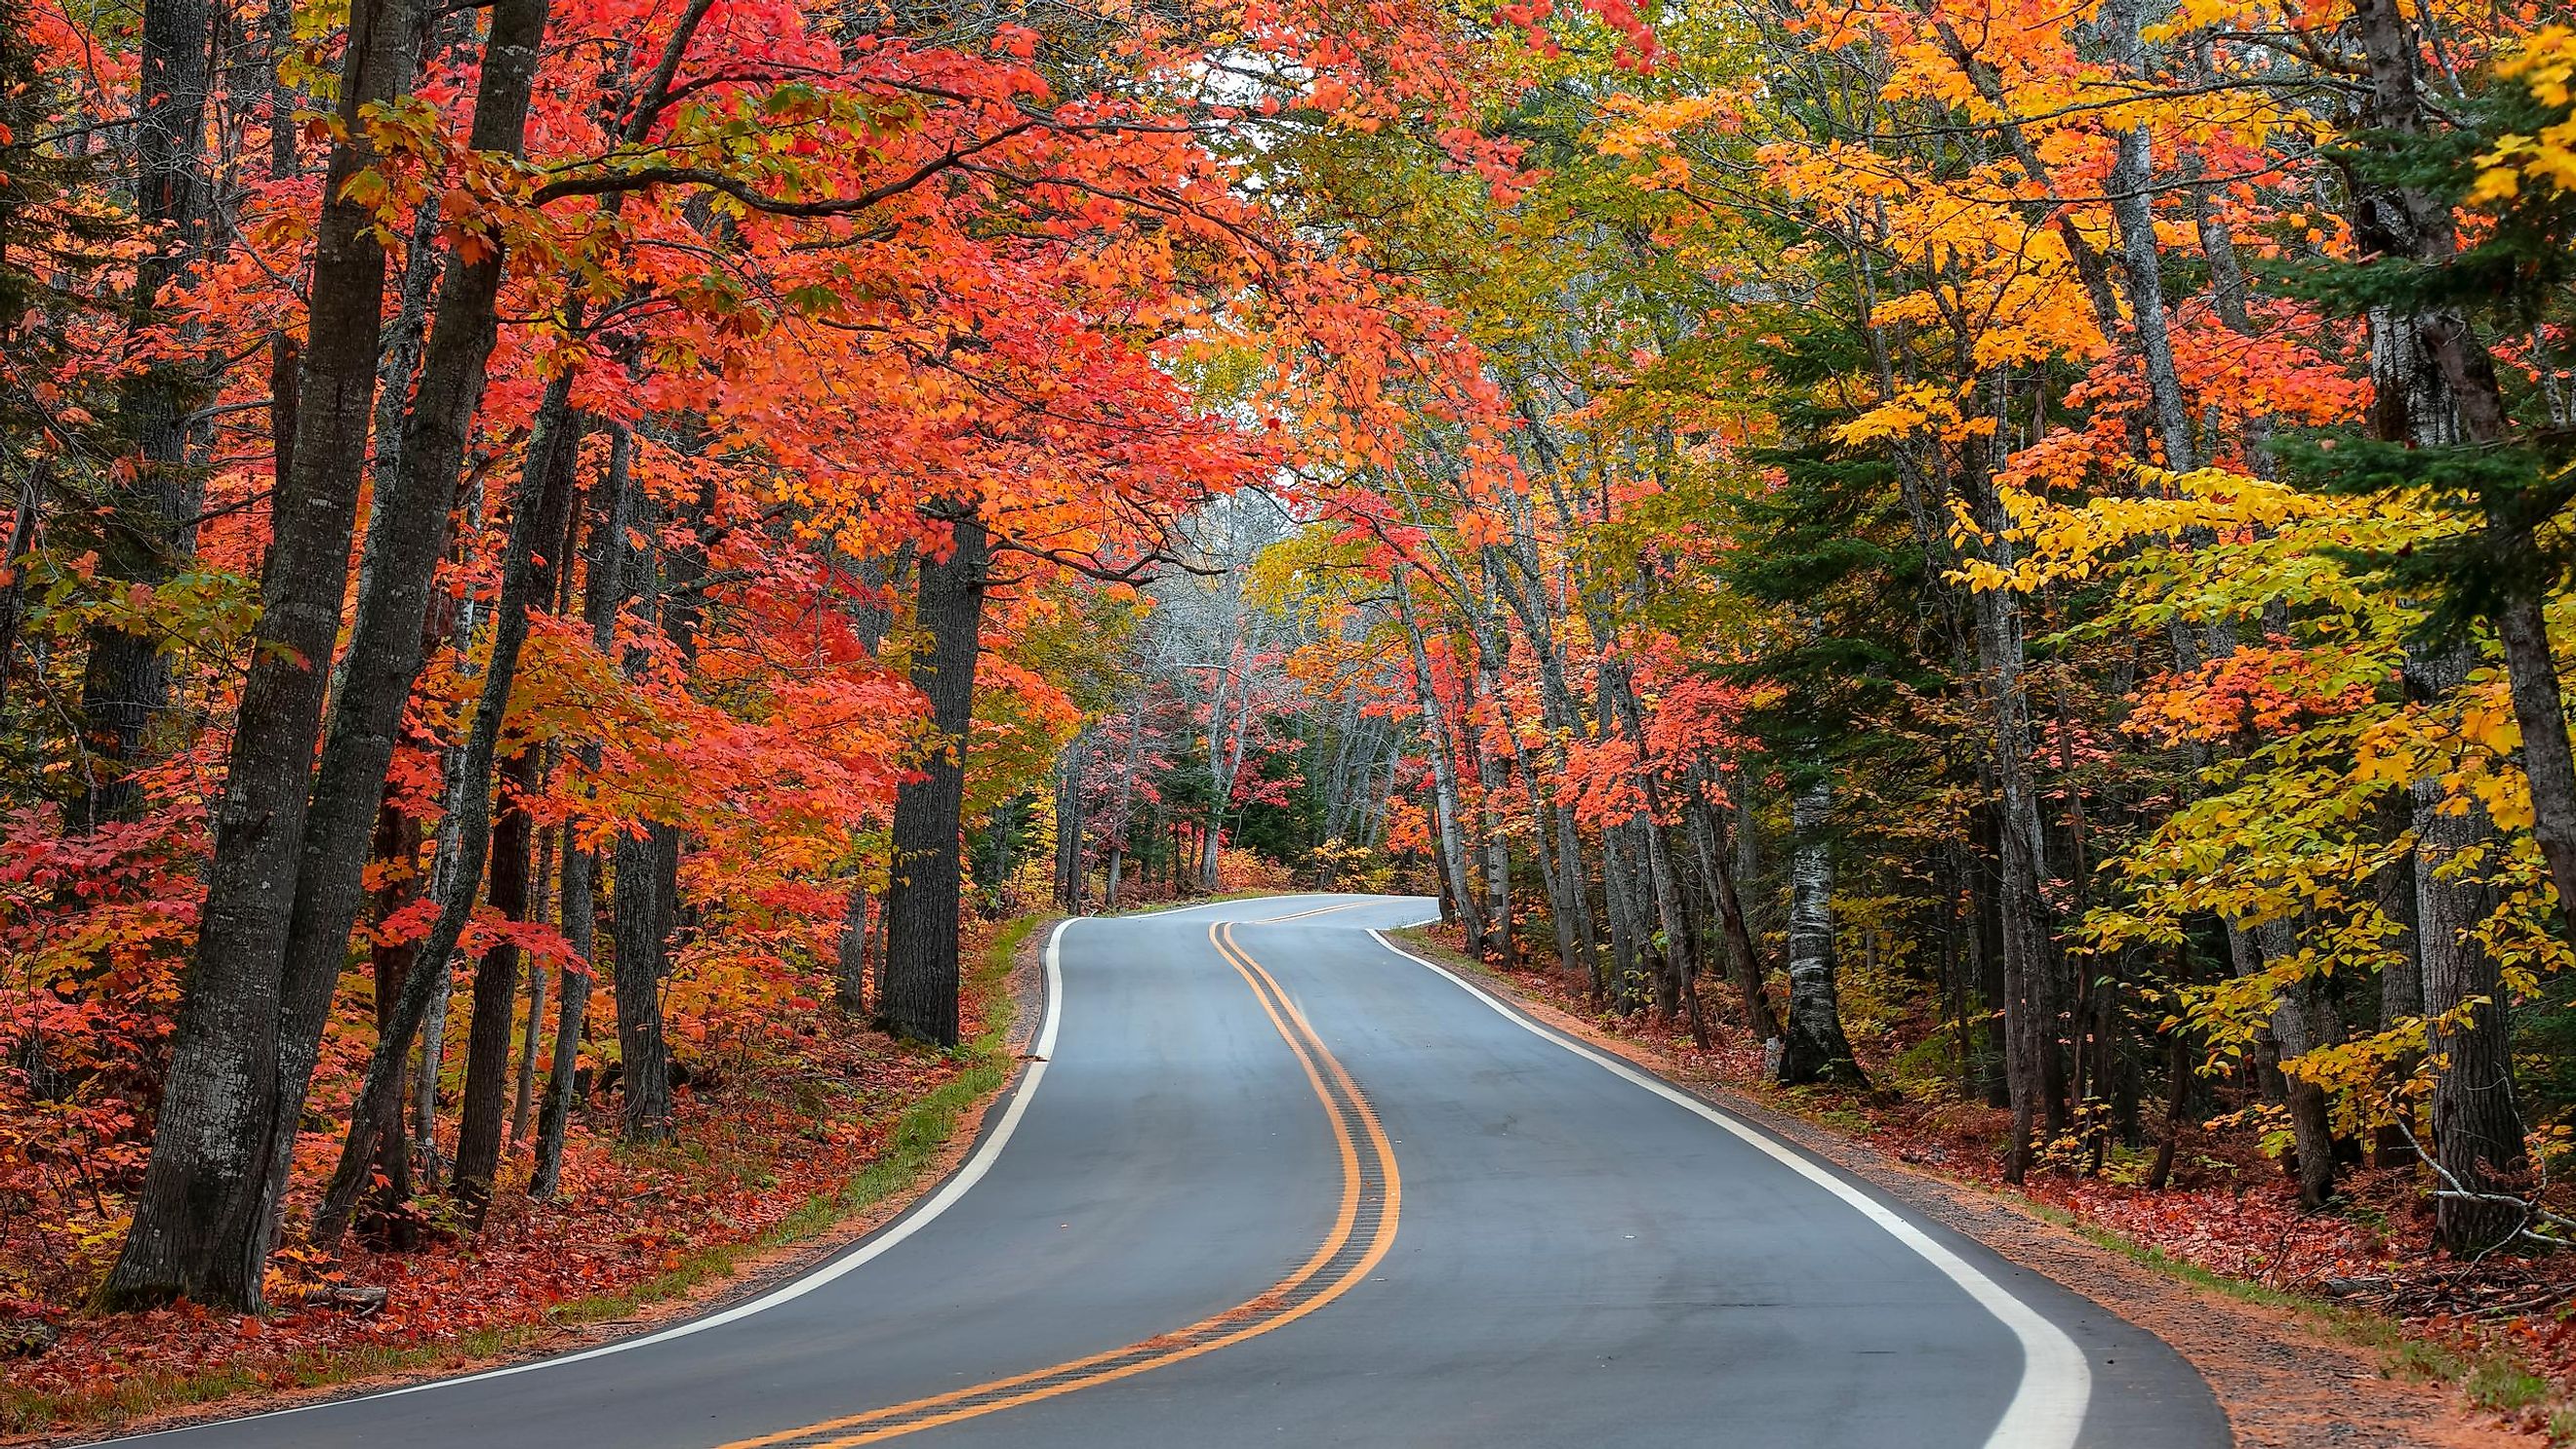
[2466,1358,2553,1414]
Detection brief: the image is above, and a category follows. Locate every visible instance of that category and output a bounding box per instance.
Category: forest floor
[1389,923,2576,1448]
[0,913,1055,1446]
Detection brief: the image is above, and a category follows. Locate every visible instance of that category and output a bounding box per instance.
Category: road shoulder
[10,915,1061,1449]
[1384,925,2530,1449]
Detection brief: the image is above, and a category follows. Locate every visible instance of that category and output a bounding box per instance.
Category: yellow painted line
[709,924,1399,1449]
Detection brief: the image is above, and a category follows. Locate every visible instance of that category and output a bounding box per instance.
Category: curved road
[101,893,2228,1448]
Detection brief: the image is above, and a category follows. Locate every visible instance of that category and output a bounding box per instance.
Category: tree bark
[878,511,988,1047]
[360,803,421,1247]
[1962,448,2063,1181]
[101,0,428,1310]
[2252,916,2342,1208]
[1777,778,1865,1087]
[1393,573,1482,953]
[1689,785,1778,1042]
[254,0,556,1254]
[511,824,554,1149]
[2409,646,2529,1249]
[2349,0,2576,925]
[451,694,551,1223]
[69,0,213,830]
[309,391,585,1243]
[535,424,636,1197]
[614,821,681,1139]
[836,883,871,1014]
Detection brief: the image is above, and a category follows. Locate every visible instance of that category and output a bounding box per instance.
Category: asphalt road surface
[100,893,2229,1448]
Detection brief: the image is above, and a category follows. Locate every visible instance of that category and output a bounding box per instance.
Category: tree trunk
[1598,815,1647,1010]
[2491,594,2576,922]
[361,803,421,1248]
[2252,916,2342,1208]
[1777,778,1866,1087]
[2409,646,2529,1250]
[309,390,585,1244]
[879,512,988,1047]
[535,842,593,1200]
[1963,456,2063,1181]
[1393,573,1482,952]
[456,421,581,1216]
[253,0,556,1255]
[511,825,553,1150]
[836,883,870,1014]
[1690,787,1778,1042]
[1470,656,1513,971]
[535,425,636,1197]
[614,822,681,1139]
[101,0,429,1311]
[69,0,213,830]
[450,731,544,1225]
[2374,797,2424,1168]
[2349,0,2576,926]
[2101,0,2196,478]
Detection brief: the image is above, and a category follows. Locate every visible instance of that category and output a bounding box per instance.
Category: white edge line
[1364,927,2091,1449]
[100,920,1073,1447]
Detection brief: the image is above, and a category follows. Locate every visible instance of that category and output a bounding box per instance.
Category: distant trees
[3,0,1515,1312]
[1241,0,2576,1258]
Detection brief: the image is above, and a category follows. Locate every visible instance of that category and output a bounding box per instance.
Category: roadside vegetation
[10,0,2576,1433]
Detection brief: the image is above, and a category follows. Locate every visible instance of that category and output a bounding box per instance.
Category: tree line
[1228,0,2576,1258]
[0,0,1550,1316]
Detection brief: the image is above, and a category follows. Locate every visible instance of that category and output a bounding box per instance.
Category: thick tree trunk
[614,822,681,1139]
[70,0,213,830]
[101,0,428,1310]
[2408,646,2530,1249]
[254,0,556,1257]
[534,842,593,1200]
[451,738,543,1225]
[1777,779,1865,1087]
[361,803,421,1247]
[879,512,988,1047]
[606,464,714,1144]
[309,391,585,1243]
[2417,784,2529,1253]
[2491,595,2576,921]
[2347,0,2576,926]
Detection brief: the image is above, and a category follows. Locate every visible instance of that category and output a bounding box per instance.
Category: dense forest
[6,0,2576,1424]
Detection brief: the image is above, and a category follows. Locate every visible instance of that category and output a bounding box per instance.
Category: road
[100,893,2229,1448]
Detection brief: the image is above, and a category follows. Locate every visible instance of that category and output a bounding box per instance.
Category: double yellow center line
[712,917,1400,1448]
